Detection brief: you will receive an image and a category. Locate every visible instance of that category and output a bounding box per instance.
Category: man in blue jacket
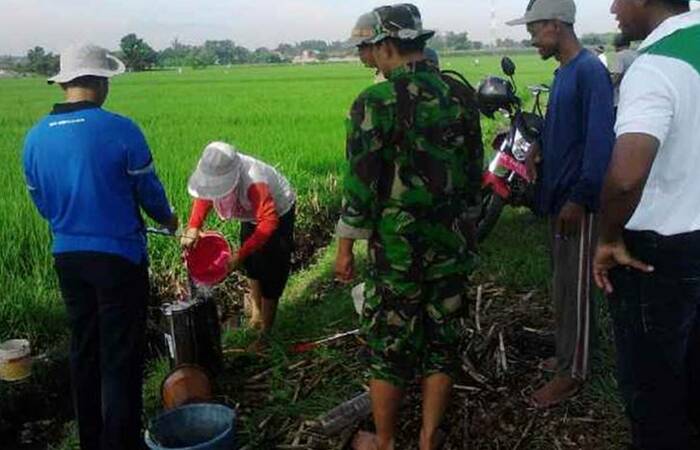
[508,0,615,407]
[22,44,177,450]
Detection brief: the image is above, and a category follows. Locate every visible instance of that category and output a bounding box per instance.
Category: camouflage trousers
[359,274,469,388]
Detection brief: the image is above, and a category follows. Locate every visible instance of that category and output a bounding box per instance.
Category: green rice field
[0,54,556,346]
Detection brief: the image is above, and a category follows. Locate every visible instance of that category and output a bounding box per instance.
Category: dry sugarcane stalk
[512,416,536,450]
[222,348,247,355]
[302,368,329,397]
[258,414,274,430]
[244,383,270,391]
[301,429,328,441]
[249,367,274,382]
[462,398,470,450]
[498,332,508,373]
[313,391,372,436]
[483,297,495,316]
[521,290,536,302]
[475,285,483,333]
[292,376,304,404]
[288,359,310,371]
[291,421,305,446]
[522,326,550,336]
[453,384,482,393]
[461,354,489,385]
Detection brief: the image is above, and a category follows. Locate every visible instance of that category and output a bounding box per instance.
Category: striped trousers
[549,213,598,380]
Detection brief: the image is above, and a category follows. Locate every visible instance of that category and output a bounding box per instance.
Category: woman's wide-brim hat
[187,142,242,200]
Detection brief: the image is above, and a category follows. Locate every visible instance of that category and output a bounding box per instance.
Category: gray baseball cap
[48,43,125,84]
[367,3,435,44]
[506,0,576,26]
[348,12,380,47]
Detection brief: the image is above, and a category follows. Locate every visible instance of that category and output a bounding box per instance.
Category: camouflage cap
[367,3,435,44]
[348,12,381,48]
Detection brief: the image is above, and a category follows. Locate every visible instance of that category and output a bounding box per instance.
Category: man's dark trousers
[54,252,149,450]
[609,230,700,450]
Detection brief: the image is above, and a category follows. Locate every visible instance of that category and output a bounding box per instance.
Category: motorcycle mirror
[501,57,516,77]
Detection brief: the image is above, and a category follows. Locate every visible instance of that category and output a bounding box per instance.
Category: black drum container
[162,298,223,376]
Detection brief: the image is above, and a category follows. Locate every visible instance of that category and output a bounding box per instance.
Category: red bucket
[185,231,232,286]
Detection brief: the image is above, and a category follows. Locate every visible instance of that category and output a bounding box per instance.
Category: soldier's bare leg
[419,373,451,450]
[371,379,401,450]
[353,379,402,450]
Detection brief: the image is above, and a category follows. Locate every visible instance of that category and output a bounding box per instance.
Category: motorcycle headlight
[511,130,532,162]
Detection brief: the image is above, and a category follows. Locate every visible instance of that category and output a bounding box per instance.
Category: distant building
[326,56,358,63]
[292,50,320,64]
[0,69,20,78]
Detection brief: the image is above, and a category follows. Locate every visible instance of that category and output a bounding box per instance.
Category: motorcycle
[475,57,549,241]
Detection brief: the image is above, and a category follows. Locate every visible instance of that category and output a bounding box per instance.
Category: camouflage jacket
[337,60,483,282]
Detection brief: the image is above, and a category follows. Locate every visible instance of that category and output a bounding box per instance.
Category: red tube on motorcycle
[482,171,511,199]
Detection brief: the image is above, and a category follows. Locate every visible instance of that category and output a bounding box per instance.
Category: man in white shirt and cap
[594,0,700,448]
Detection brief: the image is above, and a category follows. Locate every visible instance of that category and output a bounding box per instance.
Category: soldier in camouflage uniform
[334,4,483,450]
[348,12,380,69]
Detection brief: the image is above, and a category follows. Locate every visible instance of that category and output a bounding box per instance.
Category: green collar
[641,23,700,76]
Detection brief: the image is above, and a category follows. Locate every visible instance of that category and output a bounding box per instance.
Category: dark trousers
[54,252,149,450]
[609,230,700,450]
[549,213,598,379]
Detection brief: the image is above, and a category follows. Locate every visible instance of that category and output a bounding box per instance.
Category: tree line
[1,31,619,76]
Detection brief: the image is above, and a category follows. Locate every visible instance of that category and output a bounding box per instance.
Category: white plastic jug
[0,339,32,382]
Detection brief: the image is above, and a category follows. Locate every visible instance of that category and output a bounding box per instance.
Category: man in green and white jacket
[595,1,700,448]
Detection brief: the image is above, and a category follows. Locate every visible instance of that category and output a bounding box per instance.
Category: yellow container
[0,339,32,382]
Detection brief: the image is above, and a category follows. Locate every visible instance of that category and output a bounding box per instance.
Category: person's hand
[164,215,179,235]
[556,202,585,239]
[228,253,241,273]
[593,240,654,294]
[526,141,541,182]
[335,249,355,284]
[180,227,200,249]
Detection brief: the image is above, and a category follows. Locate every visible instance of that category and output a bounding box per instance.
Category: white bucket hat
[187,142,242,200]
[47,43,126,84]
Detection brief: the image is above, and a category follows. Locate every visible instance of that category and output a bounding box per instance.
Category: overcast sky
[0,0,672,55]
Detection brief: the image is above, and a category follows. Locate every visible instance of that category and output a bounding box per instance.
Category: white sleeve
[615,58,675,147]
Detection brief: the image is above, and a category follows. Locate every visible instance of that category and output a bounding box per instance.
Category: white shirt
[616,10,700,235]
[213,153,296,223]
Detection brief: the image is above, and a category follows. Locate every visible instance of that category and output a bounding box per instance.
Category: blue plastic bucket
[145,403,236,450]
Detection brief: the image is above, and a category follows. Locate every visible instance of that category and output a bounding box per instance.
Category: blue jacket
[537,50,615,215]
[22,102,173,264]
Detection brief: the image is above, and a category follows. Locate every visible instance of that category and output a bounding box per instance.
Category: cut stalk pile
[224,281,624,449]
